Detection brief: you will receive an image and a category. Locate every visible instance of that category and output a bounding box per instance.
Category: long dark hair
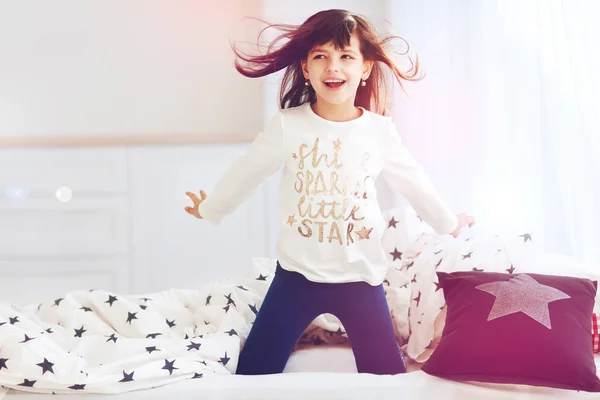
[230,9,423,115]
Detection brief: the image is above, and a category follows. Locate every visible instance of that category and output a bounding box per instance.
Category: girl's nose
[326,61,340,72]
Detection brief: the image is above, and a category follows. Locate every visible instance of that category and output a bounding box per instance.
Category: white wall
[0,0,262,137]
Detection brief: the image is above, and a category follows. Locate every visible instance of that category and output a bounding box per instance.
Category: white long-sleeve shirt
[198,102,458,285]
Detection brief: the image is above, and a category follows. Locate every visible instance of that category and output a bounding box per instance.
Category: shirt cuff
[198,202,224,225]
[432,212,459,235]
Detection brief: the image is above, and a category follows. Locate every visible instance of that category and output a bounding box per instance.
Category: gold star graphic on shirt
[356,226,373,240]
[287,215,297,226]
[292,153,297,159]
[333,138,342,150]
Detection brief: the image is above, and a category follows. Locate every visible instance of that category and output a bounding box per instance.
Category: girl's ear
[301,59,309,78]
[362,60,374,80]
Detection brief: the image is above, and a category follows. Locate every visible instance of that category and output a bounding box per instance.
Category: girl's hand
[184,190,207,219]
[450,212,475,238]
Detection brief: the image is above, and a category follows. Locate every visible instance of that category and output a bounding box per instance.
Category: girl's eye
[312,54,353,60]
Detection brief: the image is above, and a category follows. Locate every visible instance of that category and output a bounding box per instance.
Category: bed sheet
[3,345,599,400]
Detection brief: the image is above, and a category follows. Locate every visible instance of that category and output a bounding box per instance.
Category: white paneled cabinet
[0,197,129,257]
[128,144,271,294]
[1,258,128,306]
[0,144,273,305]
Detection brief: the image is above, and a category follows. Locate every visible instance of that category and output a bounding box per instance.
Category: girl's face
[301,33,372,108]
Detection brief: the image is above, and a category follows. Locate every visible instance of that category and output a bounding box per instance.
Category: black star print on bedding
[413,291,422,307]
[36,358,54,375]
[248,304,259,316]
[74,326,86,337]
[390,248,403,261]
[519,233,532,242]
[162,360,178,375]
[219,352,230,366]
[225,294,236,307]
[106,333,118,343]
[126,312,138,324]
[20,334,35,343]
[187,342,201,351]
[119,371,134,382]
[105,295,118,306]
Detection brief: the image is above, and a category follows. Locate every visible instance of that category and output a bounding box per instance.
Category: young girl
[185,9,474,375]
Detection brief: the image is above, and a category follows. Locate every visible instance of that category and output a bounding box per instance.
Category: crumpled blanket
[0,208,535,395]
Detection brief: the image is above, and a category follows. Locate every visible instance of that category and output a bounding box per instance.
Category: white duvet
[0,207,595,397]
[0,280,253,394]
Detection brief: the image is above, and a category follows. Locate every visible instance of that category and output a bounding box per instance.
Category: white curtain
[385,0,600,266]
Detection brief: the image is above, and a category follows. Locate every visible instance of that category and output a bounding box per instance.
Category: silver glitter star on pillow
[475,274,571,329]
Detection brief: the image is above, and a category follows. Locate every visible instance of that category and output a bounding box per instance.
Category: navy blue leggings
[236,263,406,375]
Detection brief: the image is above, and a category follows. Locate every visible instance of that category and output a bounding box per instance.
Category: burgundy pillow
[422,271,600,392]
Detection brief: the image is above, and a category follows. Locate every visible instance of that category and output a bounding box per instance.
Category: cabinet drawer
[0,197,128,256]
[0,259,127,305]
[0,148,127,197]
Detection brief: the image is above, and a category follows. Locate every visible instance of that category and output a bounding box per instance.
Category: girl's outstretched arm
[191,112,284,224]
[381,118,466,236]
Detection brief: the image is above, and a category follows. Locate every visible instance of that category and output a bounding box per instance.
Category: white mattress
[3,345,599,400]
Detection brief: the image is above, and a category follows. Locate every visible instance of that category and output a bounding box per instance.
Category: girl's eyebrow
[310,47,359,55]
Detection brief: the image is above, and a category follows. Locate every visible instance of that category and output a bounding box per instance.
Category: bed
[1,207,598,399]
[3,345,599,399]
